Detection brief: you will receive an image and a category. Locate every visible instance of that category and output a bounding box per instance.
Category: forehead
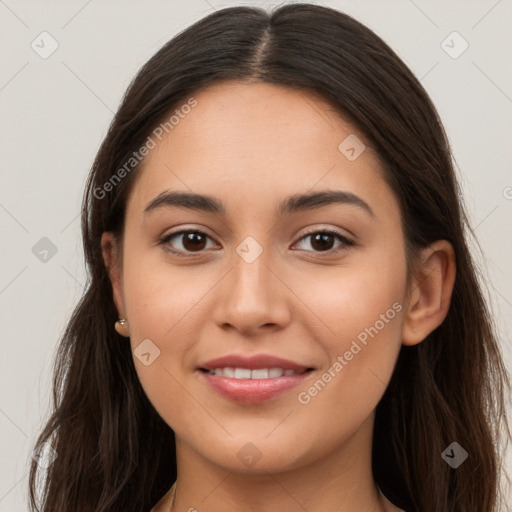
[125,80,398,223]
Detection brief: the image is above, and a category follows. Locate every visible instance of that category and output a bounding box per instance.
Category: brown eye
[180,232,207,251]
[309,233,336,251]
[159,230,218,255]
[294,229,354,253]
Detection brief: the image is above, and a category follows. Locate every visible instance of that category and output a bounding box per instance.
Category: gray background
[1,0,511,510]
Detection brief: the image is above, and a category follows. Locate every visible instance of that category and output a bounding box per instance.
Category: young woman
[29,4,511,512]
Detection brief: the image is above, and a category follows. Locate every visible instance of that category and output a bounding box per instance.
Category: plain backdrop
[1,1,511,510]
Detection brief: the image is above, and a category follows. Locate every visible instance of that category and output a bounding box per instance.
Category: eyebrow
[144,189,375,218]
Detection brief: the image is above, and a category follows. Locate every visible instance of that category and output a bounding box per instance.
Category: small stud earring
[115,318,130,337]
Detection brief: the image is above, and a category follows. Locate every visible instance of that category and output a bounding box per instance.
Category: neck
[171,413,395,512]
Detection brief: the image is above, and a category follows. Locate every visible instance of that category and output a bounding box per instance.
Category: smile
[202,367,310,379]
[198,367,315,403]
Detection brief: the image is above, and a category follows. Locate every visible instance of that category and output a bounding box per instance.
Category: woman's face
[106,81,411,473]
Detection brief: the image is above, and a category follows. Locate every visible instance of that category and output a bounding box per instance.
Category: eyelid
[296,225,353,242]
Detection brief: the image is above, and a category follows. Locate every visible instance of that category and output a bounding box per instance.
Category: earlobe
[100,232,126,319]
[401,240,456,346]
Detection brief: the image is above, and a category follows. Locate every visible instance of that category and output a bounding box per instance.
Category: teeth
[269,368,284,378]
[250,368,268,378]
[223,367,235,378]
[234,368,251,379]
[207,367,306,379]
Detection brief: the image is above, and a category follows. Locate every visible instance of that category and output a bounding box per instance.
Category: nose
[212,250,291,336]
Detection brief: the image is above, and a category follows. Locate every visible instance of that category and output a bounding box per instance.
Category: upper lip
[198,354,313,371]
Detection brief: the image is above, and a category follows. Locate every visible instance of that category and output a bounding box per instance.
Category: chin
[194,434,315,474]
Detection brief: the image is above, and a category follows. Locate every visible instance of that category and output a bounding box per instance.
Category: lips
[197,353,315,404]
[199,353,312,372]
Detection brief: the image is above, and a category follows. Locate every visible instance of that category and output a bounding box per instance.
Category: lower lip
[199,370,313,404]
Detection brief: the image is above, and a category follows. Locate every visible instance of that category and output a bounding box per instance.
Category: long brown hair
[28,4,511,511]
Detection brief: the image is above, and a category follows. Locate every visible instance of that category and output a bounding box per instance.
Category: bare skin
[102,81,456,512]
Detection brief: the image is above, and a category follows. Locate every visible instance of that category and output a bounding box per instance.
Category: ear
[101,232,125,318]
[401,240,456,346]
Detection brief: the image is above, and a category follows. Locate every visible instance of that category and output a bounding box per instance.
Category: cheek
[119,244,214,402]
[120,259,212,430]
[292,247,405,345]
[121,240,212,343]
[291,249,406,403]
[289,279,404,456]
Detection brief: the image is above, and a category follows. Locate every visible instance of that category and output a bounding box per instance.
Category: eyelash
[157,228,355,258]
